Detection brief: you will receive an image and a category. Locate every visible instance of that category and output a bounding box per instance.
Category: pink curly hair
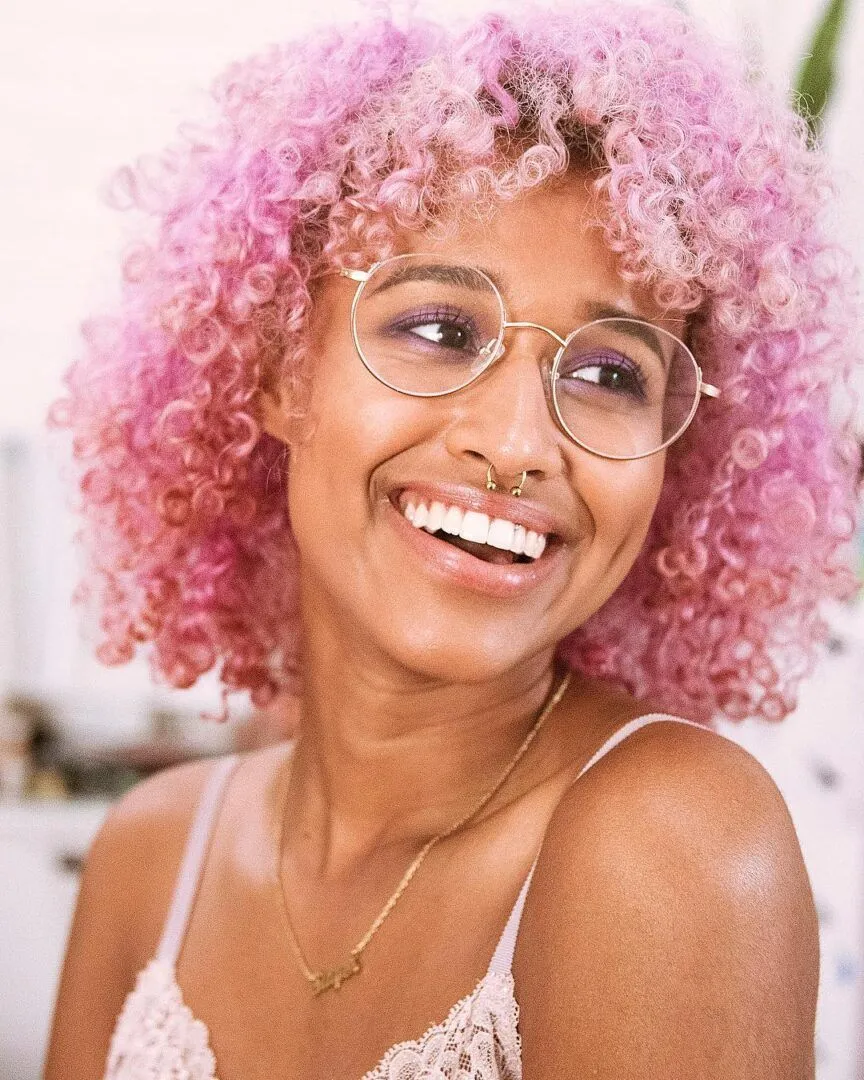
[48,2,861,725]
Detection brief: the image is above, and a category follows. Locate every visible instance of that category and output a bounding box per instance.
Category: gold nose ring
[486,464,527,497]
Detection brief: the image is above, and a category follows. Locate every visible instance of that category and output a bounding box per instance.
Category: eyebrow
[581,303,671,368]
[367,261,498,296]
[367,261,672,367]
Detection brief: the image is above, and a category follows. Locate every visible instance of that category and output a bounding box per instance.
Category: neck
[284,620,568,881]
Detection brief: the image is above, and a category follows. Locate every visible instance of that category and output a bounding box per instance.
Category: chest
[109,955,523,1080]
[171,843,530,1079]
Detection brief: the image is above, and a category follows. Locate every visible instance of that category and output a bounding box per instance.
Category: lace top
[104,712,706,1079]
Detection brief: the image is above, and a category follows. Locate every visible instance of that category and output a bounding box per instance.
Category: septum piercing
[486,464,527,497]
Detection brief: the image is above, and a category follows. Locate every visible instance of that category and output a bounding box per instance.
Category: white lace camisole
[104,712,707,1079]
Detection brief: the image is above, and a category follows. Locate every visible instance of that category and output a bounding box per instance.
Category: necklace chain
[275,668,572,995]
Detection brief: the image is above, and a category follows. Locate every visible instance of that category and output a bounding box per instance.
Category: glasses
[339,253,720,460]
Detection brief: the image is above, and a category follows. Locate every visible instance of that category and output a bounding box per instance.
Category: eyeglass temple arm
[341,268,371,282]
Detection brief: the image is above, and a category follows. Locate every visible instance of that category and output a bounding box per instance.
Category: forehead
[394,171,687,336]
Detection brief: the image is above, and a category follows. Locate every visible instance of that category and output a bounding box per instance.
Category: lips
[383,481,571,597]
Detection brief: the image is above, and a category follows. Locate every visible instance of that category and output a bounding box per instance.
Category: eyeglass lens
[352,254,699,458]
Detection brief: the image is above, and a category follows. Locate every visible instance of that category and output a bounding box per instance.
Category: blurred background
[1,0,862,1076]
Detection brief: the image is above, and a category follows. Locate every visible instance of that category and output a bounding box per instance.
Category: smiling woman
[263,175,682,666]
[44,3,860,1079]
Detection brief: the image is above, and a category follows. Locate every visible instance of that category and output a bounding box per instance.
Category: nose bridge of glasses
[480,320,568,366]
[503,320,569,349]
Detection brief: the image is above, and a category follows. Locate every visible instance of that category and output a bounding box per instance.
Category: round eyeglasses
[339,253,720,460]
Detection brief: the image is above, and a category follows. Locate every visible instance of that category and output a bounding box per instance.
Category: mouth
[394,492,559,566]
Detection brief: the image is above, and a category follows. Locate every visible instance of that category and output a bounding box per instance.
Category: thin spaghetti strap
[487,852,541,975]
[486,713,707,976]
[155,753,241,968]
[567,712,705,782]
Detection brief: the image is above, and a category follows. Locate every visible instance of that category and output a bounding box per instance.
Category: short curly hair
[48,1,861,725]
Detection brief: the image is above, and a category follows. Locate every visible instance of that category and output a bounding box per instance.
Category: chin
[374,622,557,685]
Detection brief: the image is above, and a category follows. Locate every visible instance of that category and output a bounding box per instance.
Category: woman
[45,2,860,1077]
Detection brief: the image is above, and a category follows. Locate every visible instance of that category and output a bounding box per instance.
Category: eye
[558,351,648,401]
[387,306,482,355]
[410,321,471,350]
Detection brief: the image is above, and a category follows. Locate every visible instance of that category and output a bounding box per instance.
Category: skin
[45,172,819,1079]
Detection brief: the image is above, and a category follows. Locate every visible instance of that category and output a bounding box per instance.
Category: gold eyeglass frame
[339,254,721,461]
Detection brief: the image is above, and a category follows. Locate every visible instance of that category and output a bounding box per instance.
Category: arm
[43,758,215,1080]
[515,723,819,1080]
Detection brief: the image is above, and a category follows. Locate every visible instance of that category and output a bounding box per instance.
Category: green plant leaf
[793,0,850,144]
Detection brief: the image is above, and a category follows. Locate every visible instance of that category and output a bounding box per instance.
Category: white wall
[1,0,862,436]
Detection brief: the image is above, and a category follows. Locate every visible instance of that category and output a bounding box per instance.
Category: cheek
[301,372,429,481]
[580,455,665,559]
[286,327,435,529]
[302,292,459,477]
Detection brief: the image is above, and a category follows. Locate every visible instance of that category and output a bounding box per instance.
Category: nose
[443,326,565,483]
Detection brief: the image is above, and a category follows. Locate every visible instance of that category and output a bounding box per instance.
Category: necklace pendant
[311,954,362,995]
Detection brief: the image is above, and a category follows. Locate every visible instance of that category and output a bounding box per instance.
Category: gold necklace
[275,668,571,996]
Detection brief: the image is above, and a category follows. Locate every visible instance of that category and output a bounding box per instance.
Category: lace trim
[104,958,218,1080]
[360,969,522,1080]
[103,962,522,1080]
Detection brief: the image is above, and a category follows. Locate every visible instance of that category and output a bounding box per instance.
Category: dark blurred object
[4,692,223,799]
[0,692,42,799]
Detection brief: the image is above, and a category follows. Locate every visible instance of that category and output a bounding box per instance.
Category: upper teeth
[401,499,548,560]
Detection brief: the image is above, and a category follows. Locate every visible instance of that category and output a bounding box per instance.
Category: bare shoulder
[96,755,233,958]
[515,719,819,1080]
[43,753,239,1080]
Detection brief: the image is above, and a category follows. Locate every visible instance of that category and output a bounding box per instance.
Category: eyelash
[387,306,481,348]
[557,351,648,399]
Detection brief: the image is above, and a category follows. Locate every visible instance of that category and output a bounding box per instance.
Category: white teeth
[400,496,549,559]
[426,502,446,533]
[525,530,545,559]
[486,518,514,548]
[487,518,515,551]
[442,505,464,536]
[459,511,490,544]
[510,525,526,555]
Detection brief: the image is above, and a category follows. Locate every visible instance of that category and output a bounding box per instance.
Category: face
[261,171,686,681]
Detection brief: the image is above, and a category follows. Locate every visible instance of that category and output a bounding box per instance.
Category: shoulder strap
[155,752,241,968]
[486,713,706,976]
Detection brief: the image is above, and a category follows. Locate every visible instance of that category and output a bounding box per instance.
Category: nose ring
[486,464,527,497]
